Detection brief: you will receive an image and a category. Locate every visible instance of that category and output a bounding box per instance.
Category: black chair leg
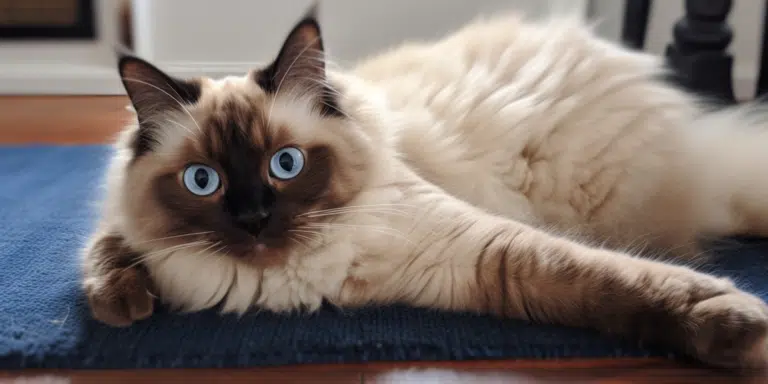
[755,2,768,99]
[664,0,736,104]
[622,0,652,50]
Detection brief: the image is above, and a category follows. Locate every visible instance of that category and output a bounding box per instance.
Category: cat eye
[183,164,221,196]
[269,147,305,180]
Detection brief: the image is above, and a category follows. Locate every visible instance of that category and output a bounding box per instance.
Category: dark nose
[235,206,270,224]
[229,186,275,233]
[233,205,271,235]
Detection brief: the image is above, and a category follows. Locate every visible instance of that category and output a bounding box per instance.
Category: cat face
[115,11,373,268]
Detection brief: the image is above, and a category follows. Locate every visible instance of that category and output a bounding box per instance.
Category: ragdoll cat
[82,7,768,369]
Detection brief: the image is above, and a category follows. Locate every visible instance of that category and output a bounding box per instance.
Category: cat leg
[345,196,768,368]
[482,226,767,369]
[81,231,155,327]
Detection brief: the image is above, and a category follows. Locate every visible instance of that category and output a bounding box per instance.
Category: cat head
[114,8,375,269]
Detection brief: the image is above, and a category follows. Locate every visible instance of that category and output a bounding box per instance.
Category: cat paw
[687,291,768,369]
[84,266,155,327]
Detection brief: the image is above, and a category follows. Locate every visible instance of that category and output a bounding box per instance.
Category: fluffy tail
[681,103,768,238]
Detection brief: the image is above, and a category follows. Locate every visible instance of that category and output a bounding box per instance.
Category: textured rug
[1,144,767,369]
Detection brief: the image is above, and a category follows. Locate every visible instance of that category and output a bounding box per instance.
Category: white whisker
[306,222,414,245]
[305,210,406,217]
[302,209,410,219]
[122,240,208,271]
[132,231,214,246]
[287,235,305,248]
[288,233,315,249]
[288,229,324,247]
[298,203,417,218]
[137,241,207,261]
[195,241,222,256]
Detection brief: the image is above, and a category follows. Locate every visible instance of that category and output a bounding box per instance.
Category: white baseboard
[0,62,260,96]
[0,60,760,100]
[0,64,123,95]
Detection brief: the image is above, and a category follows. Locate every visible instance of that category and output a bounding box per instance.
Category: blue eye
[183,164,220,196]
[269,147,305,180]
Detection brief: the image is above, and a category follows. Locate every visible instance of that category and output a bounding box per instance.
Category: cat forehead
[203,74,258,93]
[196,74,265,109]
[197,73,315,120]
[144,71,326,159]
[162,75,315,151]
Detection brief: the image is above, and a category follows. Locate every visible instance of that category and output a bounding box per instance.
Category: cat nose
[233,206,271,234]
[235,206,270,224]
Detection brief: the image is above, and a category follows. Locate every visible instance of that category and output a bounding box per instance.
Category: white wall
[591,0,765,100]
[0,0,586,94]
[134,0,587,78]
[0,0,764,98]
[2,0,761,98]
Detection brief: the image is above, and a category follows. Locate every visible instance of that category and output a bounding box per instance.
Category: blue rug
[1,144,768,369]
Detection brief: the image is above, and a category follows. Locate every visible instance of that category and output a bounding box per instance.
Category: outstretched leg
[343,191,768,368]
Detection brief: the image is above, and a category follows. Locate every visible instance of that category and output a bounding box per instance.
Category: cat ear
[117,55,201,153]
[258,4,340,116]
[118,55,201,119]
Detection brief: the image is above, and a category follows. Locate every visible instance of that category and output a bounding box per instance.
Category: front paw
[687,291,768,369]
[84,266,155,327]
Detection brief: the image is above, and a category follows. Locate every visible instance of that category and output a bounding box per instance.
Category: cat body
[83,9,768,369]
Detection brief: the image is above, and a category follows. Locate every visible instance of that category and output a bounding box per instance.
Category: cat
[82,6,768,369]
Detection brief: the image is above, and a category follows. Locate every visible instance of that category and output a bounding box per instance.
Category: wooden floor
[0,96,765,383]
[0,96,131,144]
[3,359,767,383]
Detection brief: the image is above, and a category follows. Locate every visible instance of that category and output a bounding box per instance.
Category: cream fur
[128,13,766,314]
[84,11,768,368]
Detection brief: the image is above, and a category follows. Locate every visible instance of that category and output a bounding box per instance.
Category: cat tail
[677,102,768,237]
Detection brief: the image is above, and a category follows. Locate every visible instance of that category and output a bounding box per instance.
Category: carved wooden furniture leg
[664,0,735,104]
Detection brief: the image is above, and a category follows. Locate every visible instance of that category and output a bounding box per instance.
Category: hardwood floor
[2,359,766,384]
[0,96,764,383]
[0,96,130,144]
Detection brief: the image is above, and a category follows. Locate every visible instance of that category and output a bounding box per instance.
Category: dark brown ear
[257,4,341,116]
[117,55,201,154]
